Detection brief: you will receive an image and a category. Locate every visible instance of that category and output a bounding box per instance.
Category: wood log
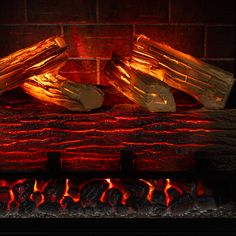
[22,71,104,111]
[131,34,235,109]
[0,88,236,173]
[105,53,176,112]
[0,36,68,95]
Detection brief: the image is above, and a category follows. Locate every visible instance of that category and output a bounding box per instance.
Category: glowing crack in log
[105,53,176,112]
[0,36,68,95]
[131,34,235,109]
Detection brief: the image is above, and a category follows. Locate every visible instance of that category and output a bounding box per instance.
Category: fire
[30,179,47,207]
[164,179,183,207]
[8,189,15,210]
[0,177,205,212]
[100,178,130,205]
[139,179,155,203]
[60,179,80,207]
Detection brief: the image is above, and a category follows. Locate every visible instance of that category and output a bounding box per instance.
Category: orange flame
[30,179,47,207]
[7,189,15,210]
[164,179,183,207]
[100,178,130,206]
[60,179,80,207]
[139,179,155,203]
[1,178,196,210]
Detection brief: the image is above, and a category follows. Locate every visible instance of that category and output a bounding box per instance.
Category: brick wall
[0,0,235,86]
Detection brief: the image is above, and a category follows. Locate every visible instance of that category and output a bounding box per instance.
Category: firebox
[0,0,236,234]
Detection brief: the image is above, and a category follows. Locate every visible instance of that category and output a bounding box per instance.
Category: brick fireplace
[0,0,235,84]
[0,0,236,234]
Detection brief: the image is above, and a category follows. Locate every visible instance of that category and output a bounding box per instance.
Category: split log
[131,34,235,109]
[0,36,68,95]
[22,72,104,111]
[105,53,176,112]
[0,89,236,173]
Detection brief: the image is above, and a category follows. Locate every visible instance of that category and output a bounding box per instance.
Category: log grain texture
[0,88,236,173]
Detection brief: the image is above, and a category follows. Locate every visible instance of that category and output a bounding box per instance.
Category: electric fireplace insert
[0,0,235,234]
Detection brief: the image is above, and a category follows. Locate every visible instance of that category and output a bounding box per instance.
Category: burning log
[131,34,235,109]
[1,91,236,173]
[0,36,68,95]
[22,71,104,111]
[105,53,176,112]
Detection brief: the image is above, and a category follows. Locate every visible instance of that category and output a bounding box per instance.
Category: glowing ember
[60,179,80,206]
[139,179,155,203]
[196,179,205,197]
[0,177,206,213]
[100,178,130,205]
[164,179,183,207]
[7,189,15,210]
[30,180,47,207]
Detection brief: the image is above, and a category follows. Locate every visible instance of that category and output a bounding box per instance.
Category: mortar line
[69,57,110,60]
[24,0,28,23]
[0,23,234,27]
[96,58,101,84]
[203,25,207,58]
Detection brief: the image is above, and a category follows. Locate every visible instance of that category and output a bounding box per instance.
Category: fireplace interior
[0,0,236,234]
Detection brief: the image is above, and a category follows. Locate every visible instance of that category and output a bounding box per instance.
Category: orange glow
[60,179,80,206]
[30,179,46,207]
[100,178,130,205]
[8,189,15,210]
[139,179,155,203]
[0,178,202,211]
[164,179,183,207]
[72,27,88,57]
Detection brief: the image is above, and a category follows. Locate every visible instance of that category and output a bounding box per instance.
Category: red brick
[0,0,25,23]
[59,59,97,84]
[206,27,235,58]
[0,26,60,57]
[171,0,236,24]
[64,25,132,58]
[100,60,110,86]
[27,0,96,23]
[99,0,168,23]
[136,26,204,57]
[203,60,235,75]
